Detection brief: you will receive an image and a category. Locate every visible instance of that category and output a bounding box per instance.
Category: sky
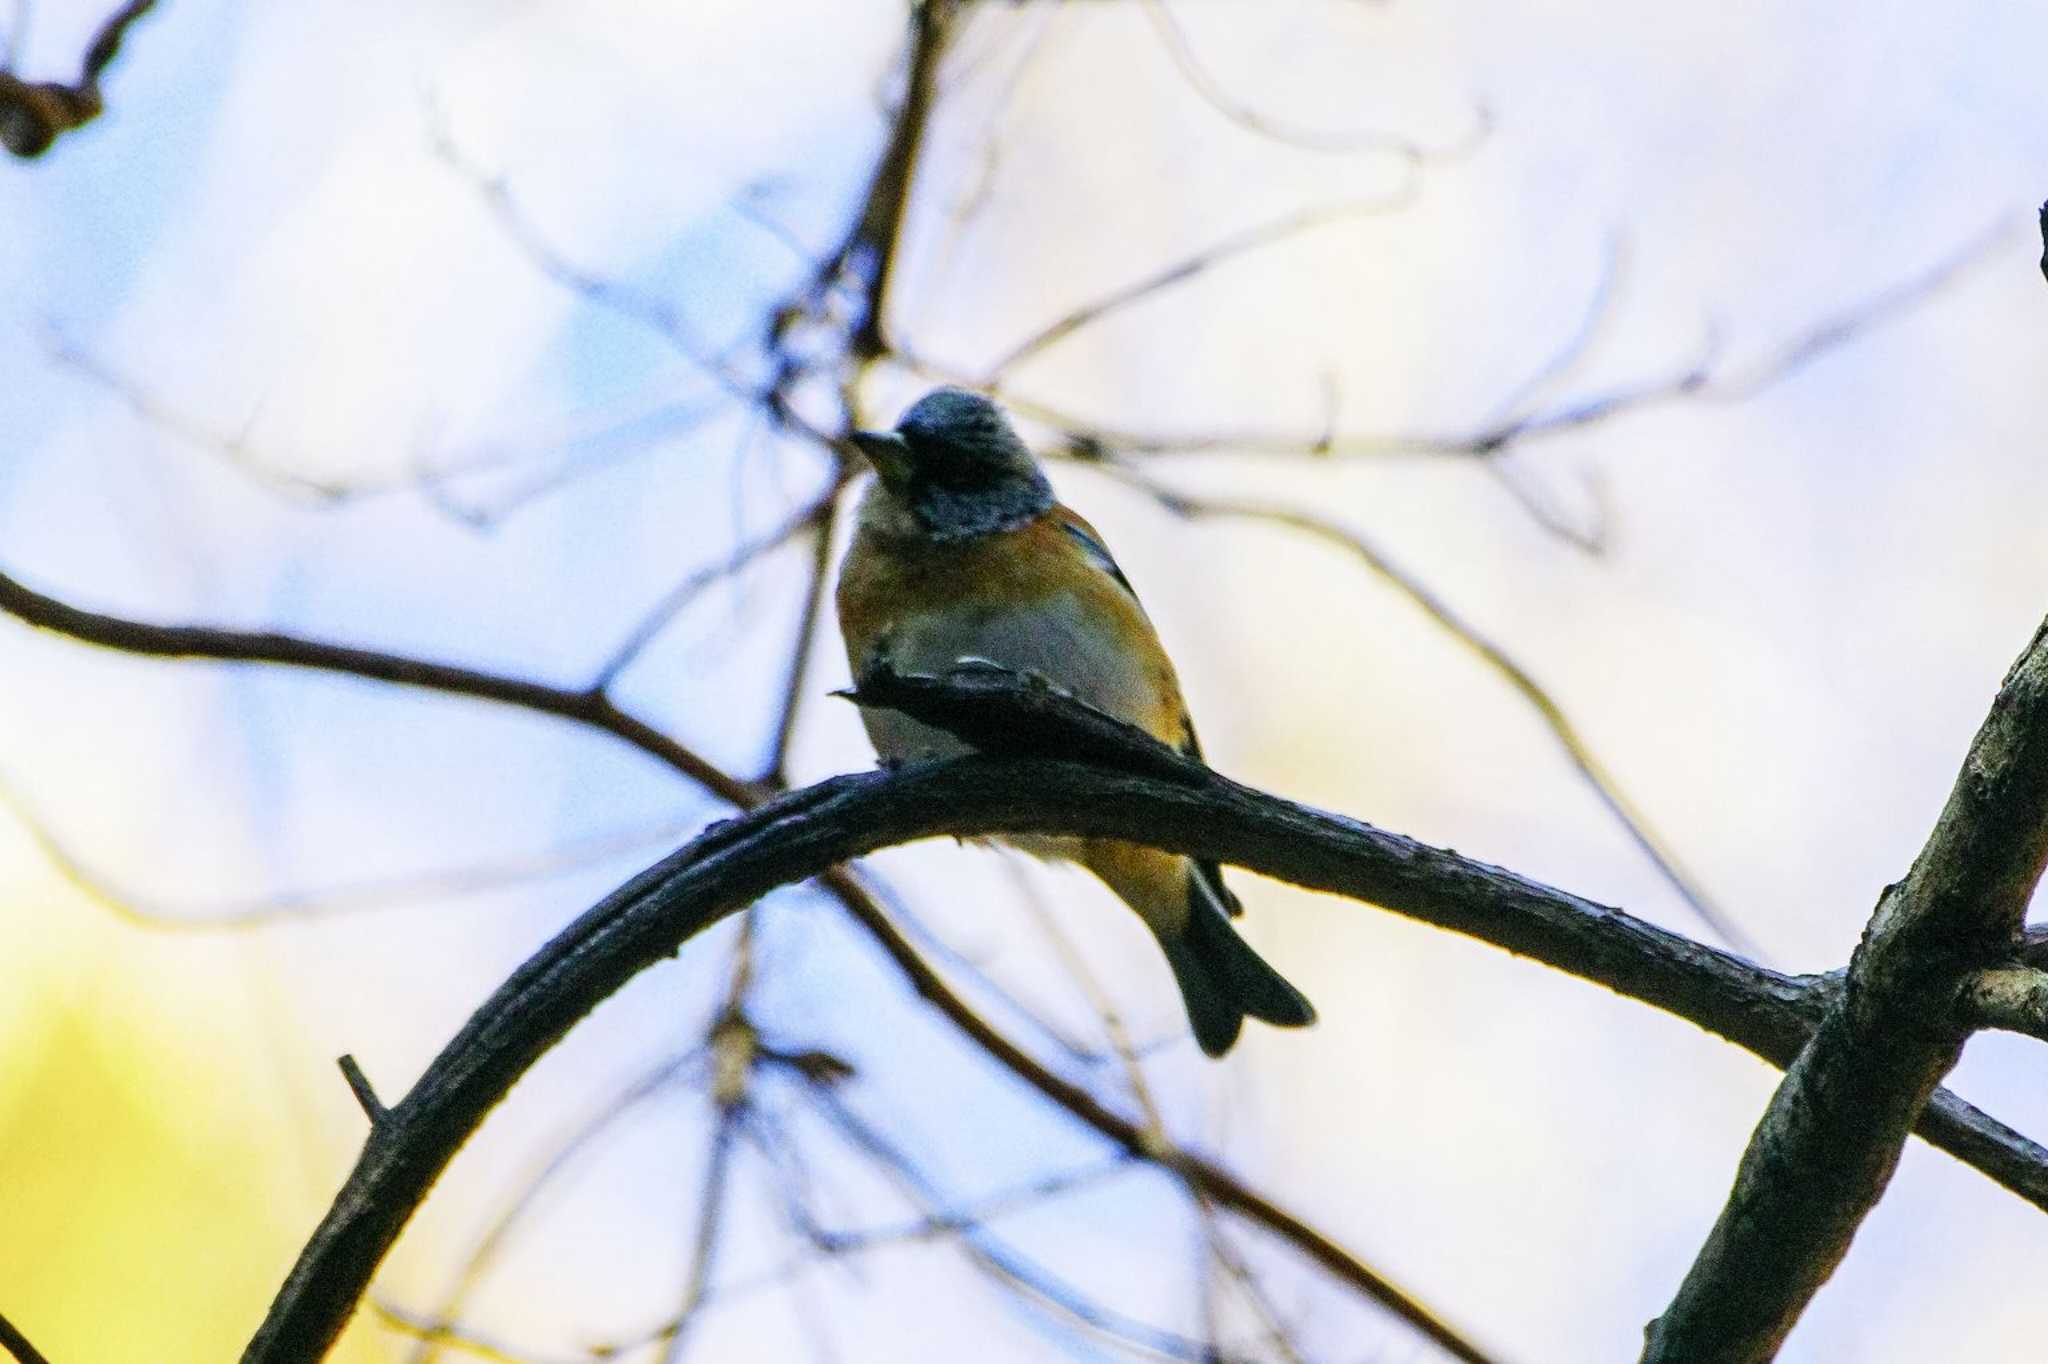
[4,2,2048,1361]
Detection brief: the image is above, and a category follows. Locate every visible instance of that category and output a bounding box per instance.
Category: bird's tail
[1158,872,1316,1057]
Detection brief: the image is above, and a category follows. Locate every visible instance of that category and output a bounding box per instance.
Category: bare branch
[0,770,694,931]
[983,185,1423,379]
[425,107,751,396]
[337,1055,391,1129]
[45,329,729,524]
[233,664,2048,1360]
[591,478,844,690]
[0,0,153,158]
[0,1306,54,1364]
[0,560,1465,1354]
[373,1301,567,1364]
[1099,462,1763,959]
[0,562,761,804]
[7,563,2046,1355]
[1139,0,1488,160]
[1703,212,2016,400]
[795,1082,1246,1363]
[935,214,2007,462]
[1644,615,2048,1363]
[651,1111,741,1364]
[46,330,371,505]
[400,1048,704,1364]
[1962,966,2048,1042]
[760,498,843,786]
[826,0,962,363]
[854,667,2048,1210]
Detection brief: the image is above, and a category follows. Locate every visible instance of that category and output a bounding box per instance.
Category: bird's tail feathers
[1161,873,1316,1057]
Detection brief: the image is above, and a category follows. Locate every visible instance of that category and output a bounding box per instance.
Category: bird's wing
[1053,506,1245,919]
[1051,509,1139,601]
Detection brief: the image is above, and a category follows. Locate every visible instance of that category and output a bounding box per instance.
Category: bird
[835,386,1316,1056]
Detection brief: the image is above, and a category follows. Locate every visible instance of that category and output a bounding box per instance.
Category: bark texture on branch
[10,558,2048,1358]
[239,664,2048,1360]
[1644,616,2048,1363]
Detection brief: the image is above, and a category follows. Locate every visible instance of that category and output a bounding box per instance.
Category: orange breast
[836,505,1185,745]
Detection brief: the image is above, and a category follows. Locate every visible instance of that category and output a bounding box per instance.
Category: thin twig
[338,1055,390,1128]
[936,213,2010,462]
[1961,966,2048,1041]
[1139,0,1488,161]
[0,0,154,157]
[760,495,844,786]
[652,1112,742,1364]
[0,772,695,931]
[797,1082,1252,1364]
[400,1048,704,1364]
[7,567,2043,1360]
[425,106,752,397]
[45,328,726,523]
[983,185,1423,379]
[0,1307,53,1364]
[232,668,2048,1360]
[825,0,962,362]
[591,478,844,690]
[373,1301,572,1364]
[1097,462,1764,960]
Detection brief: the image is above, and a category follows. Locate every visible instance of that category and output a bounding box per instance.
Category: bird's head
[849,388,1053,540]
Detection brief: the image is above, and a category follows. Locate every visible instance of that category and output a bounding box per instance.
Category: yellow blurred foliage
[0,975,388,1363]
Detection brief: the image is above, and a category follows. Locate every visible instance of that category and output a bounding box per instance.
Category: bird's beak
[848,429,914,484]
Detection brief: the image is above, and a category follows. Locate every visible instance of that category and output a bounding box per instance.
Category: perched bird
[835,387,1316,1056]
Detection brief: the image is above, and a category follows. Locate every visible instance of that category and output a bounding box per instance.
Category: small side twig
[0,1307,54,1364]
[338,1055,390,1129]
[0,0,153,158]
[1960,966,2048,1043]
[1097,461,1763,959]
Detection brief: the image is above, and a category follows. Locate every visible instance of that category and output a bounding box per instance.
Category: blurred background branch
[3,3,2044,1362]
[0,1307,54,1364]
[234,664,2048,1359]
[0,0,152,157]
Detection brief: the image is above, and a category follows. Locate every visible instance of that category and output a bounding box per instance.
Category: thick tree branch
[245,666,2048,1359]
[6,562,2046,1233]
[1644,615,2048,1363]
[829,0,958,362]
[0,563,756,803]
[248,735,1546,1360]
[0,560,1460,1350]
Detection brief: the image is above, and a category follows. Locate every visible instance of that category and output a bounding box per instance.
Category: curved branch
[0,560,1444,1342]
[246,668,2048,1359]
[245,745,1521,1361]
[0,563,756,804]
[0,1307,54,1364]
[10,567,2047,1358]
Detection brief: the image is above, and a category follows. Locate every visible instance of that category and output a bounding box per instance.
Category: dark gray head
[850,388,1053,540]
